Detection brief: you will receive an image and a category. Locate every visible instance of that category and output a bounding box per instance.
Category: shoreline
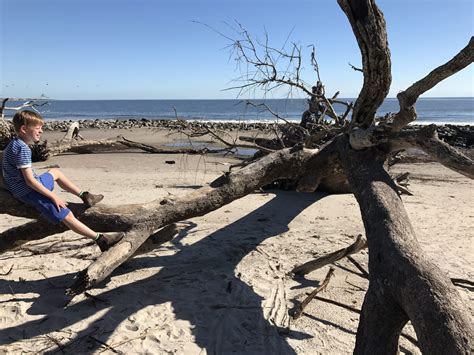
[41,118,473,130]
[37,119,473,150]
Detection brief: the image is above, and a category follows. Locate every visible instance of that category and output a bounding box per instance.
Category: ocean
[3,98,473,125]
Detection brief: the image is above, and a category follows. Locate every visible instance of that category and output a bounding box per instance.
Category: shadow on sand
[0,191,326,353]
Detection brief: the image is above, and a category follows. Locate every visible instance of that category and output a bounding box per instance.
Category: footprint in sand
[125,324,139,332]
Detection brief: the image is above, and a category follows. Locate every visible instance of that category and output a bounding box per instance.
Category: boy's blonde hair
[12,110,44,134]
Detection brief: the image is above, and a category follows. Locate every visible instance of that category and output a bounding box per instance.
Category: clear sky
[1,0,473,100]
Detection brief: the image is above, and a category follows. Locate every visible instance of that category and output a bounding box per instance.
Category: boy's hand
[51,195,67,211]
[21,168,68,211]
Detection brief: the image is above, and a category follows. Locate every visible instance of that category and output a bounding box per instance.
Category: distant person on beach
[2,110,123,252]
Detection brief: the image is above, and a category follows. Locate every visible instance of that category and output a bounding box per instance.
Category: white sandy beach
[0,128,472,354]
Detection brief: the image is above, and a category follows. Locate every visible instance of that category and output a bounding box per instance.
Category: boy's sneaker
[81,191,104,207]
[95,232,124,252]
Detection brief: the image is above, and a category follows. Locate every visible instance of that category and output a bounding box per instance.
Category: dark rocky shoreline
[42,118,285,132]
[42,118,474,149]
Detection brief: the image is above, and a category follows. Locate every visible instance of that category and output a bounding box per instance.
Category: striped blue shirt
[2,137,38,197]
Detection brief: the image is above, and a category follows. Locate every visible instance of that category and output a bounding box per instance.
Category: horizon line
[2,96,474,101]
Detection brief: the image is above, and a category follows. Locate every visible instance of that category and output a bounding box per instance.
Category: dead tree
[0,1,473,353]
[227,24,352,146]
[218,26,353,155]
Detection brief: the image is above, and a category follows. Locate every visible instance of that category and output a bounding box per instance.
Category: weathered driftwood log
[388,126,474,179]
[0,136,339,252]
[293,266,335,320]
[0,138,346,254]
[292,234,367,276]
[1,118,212,160]
[44,135,213,159]
[61,121,82,141]
[0,193,194,254]
[64,145,330,295]
[0,144,337,249]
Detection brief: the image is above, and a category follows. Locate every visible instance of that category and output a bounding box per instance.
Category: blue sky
[1,0,473,100]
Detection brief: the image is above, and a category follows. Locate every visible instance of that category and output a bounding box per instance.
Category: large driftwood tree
[1,0,473,353]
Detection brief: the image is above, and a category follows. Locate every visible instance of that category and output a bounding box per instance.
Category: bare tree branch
[348,62,363,72]
[349,37,474,150]
[389,126,474,179]
[401,37,474,108]
[392,37,474,130]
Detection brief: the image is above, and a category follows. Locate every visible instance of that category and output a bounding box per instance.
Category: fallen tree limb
[0,139,346,254]
[118,136,215,155]
[45,136,212,158]
[292,234,367,276]
[3,120,236,161]
[388,126,474,179]
[66,144,328,296]
[294,237,473,292]
[292,266,335,320]
[450,278,474,290]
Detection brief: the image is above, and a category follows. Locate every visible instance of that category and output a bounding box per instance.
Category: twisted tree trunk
[336,0,474,352]
[339,139,473,354]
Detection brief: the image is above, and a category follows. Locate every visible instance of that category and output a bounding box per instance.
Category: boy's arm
[21,168,67,211]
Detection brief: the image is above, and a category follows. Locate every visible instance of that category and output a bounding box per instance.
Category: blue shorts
[19,172,71,224]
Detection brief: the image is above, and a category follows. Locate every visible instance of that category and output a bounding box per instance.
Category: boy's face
[19,124,43,144]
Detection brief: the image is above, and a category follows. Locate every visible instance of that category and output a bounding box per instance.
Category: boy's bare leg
[48,168,81,196]
[48,168,104,206]
[62,213,124,252]
[62,212,96,239]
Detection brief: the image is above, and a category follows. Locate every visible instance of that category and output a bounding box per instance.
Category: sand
[0,127,472,354]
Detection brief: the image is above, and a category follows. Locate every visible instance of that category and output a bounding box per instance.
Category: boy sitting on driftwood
[2,110,123,251]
